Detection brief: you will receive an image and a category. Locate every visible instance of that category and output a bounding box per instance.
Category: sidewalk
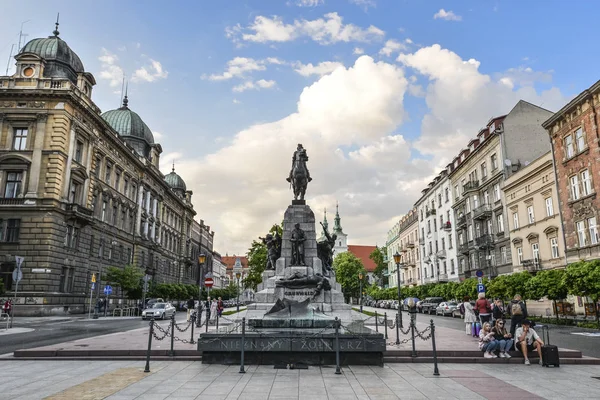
[0,359,599,399]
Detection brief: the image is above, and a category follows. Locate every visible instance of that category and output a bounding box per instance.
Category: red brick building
[347,245,378,284]
[543,80,600,263]
[221,255,249,284]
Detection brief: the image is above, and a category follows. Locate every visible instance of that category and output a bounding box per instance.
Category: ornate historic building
[0,25,211,315]
[543,81,600,264]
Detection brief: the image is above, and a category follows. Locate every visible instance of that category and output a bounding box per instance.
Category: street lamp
[393,251,403,330]
[358,272,364,313]
[235,272,241,312]
[196,253,206,328]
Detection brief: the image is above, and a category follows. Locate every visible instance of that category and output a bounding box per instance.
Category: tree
[527,269,568,322]
[333,252,366,301]
[564,260,600,325]
[369,246,388,287]
[105,265,144,299]
[244,223,282,290]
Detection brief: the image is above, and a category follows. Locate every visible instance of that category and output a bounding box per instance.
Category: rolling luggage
[540,325,560,367]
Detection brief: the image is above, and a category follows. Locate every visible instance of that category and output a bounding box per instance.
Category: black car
[420,297,444,314]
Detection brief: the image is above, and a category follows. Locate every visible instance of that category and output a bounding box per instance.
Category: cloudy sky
[2,1,597,255]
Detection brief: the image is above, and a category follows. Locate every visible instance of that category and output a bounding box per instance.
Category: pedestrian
[462,296,477,336]
[491,318,513,358]
[3,299,12,316]
[492,298,505,324]
[186,297,195,321]
[509,294,528,338]
[210,298,217,322]
[217,297,224,317]
[515,319,544,365]
[475,292,492,325]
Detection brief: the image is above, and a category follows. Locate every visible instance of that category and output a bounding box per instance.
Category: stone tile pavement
[1,360,599,399]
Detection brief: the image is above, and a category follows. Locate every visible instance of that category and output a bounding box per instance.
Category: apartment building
[386,208,419,287]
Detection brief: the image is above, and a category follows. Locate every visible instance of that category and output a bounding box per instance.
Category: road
[360,305,600,358]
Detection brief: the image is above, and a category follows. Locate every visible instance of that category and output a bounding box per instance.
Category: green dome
[20,34,84,83]
[164,168,186,192]
[101,97,155,145]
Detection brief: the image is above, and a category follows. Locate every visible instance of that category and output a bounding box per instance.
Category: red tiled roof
[222,256,249,271]
[347,245,378,272]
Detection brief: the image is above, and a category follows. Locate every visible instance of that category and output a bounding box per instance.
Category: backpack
[511,302,523,316]
[459,303,465,315]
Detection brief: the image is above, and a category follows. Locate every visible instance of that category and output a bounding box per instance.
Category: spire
[321,207,329,235]
[121,82,129,108]
[333,202,344,234]
[172,162,175,173]
[53,13,60,37]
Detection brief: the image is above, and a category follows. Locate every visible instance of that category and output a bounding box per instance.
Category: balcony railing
[438,273,448,282]
[442,221,452,231]
[65,203,94,225]
[436,250,447,259]
[419,237,425,245]
[475,234,495,249]
[462,180,479,195]
[457,215,467,227]
[458,242,470,254]
[522,259,542,272]
[426,209,436,217]
[473,204,493,220]
[406,278,415,285]
[406,241,415,249]
[0,198,26,205]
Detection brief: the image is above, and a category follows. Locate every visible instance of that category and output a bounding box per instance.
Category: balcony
[0,198,27,206]
[457,215,467,227]
[438,273,448,282]
[406,241,415,249]
[522,259,542,272]
[442,221,452,231]
[475,234,495,249]
[458,242,470,254]
[473,204,493,220]
[462,180,479,195]
[436,250,447,259]
[65,203,94,225]
[426,209,436,217]
[419,237,425,245]
[406,278,415,285]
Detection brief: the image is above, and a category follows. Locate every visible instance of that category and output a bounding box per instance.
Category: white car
[142,302,176,320]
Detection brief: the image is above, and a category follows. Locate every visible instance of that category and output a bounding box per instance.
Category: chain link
[174,319,192,333]
[415,326,432,341]
[151,322,170,341]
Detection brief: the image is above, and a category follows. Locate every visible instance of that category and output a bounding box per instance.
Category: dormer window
[22,67,35,77]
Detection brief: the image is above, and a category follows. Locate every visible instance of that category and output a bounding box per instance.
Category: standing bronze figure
[289,223,306,266]
[317,221,337,274]
[286,144,312,201]
[260,232,282,270]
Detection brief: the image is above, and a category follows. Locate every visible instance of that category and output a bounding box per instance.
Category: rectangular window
[496,213,504,233]
[491,153,498,170]
[550,237,559,258]
[466,198,470,213]
[99,238,104,258]
[12,128,28,150]
[124,179,129,198]
[589,217,598,245]
[501,246,507,264]
[74,140,84,163]
[532,243,540,262]
[438,193,442,207]
[493,184,501,201]
[475,223,481,238]
[121,209,126,229]
[112,205,118,225]
[513,212,519,229]
[575,127,585,152]
[483,191,490,205]
[0,219,21,242]
[473,195,479,209]
[448,234,453,249]
[450,260,455,274]
[441,237,445,250]
[570,175,580,200]
[527,206,535,224]
[68,181,81,204]
[576,220,587,247]
[565,135,574,158]
[581,169,592,196]
[64,225,79,249]
[4,172,22,198]
[94,158,102,178]
[517,247,523,264]
[101,200,107,222]
[445,188,449,202]
[454,185,459,199]
[60,267,68,292]
[105,163,112,185]
[433,219,437,232]
[115,171,121,191]
[486,219,493,234]
[90,235,95,256]
[481,162,487,179]
[545,197,554,217]
[468,224,473,241]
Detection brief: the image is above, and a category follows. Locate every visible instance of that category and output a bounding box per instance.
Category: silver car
[435,302,460,317]
[142,302,176,320]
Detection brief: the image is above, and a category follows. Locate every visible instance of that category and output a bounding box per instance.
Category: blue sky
[2,0,598,254]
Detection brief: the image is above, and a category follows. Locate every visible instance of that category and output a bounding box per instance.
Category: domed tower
[333,202,348,257]
[164,164,187,198]
[101,94,161,166]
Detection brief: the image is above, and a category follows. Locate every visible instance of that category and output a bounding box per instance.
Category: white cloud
[353,47,364,55]
[233,98,241,104]
[205,57,281,81]
[379,39,406,57]
[98,48,123,87]
[294,0,324,6]
[405,38,413,44]
[294,61,344,77]
[397,44,567,163]
[131,59,168,83]
[349,0,376,9]
[232,79,277,92]
[227,12,385,45]
[433,9,462,21]
[153,131,164,140]
[498,66,553,88]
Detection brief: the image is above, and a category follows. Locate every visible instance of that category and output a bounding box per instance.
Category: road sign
[15,255,24,269]
[91,273,96,283]
[91,283,95,290]
[103,285,113,295]
[32,268,51,273]
[477,284,486,293]
[143,274,151,282]
[12,269,23,282]
[477,277,483,284]
[204,277,214,288]
[475,269,484,278]
[205,272,213,279]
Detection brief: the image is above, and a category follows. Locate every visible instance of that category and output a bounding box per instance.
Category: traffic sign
[477,277,483,284]
[103,285,113,295]
[91,273,96,283]
[477,284,486,293]
[475,269,484,278]
[15,255,24,269]
[204,277,214,288]
[91,282,95,290]
[12,269,23,282]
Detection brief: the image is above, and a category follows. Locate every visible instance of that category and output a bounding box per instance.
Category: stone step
[383,356,600,365]
[383,349,583,358]
[4,356,202,361]
[13,349,200,357]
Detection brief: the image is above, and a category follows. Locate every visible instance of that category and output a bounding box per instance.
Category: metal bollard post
[410,311,416,357]
[384,313,388,340]
[216,312,219,331]
[375,311,378,333]
[190,313,196,344]
[196,305,202,328]
[430,319,439,376]
[144,317,154,373]
[395,313,400,345]
[206,308,210,333]
[239,317,246,373]
[169,314,175,357]
[334,317,341,375]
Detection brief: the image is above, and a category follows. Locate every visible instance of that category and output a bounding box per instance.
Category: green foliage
[244,223,282,290]
[527,269,568,301]
[369,246,388,287]
[105,265,144,299]
[333,252,366,301]
[564,260,600,302]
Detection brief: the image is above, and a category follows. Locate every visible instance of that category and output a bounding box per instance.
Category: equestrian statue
[286,143,312,201]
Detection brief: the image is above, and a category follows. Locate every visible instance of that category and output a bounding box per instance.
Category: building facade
[543,81,600,263]
[449,100,553,279]
[0,27,212,315]
[503,152,565,272]
[416,171,458,284]
[387,208,419,288]
[386,219,401,288]
[211,251,227,288]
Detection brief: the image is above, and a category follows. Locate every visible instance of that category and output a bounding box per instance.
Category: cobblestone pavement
[1,360,600,399]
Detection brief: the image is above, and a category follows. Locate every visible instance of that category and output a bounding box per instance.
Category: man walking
[186,297,195,321]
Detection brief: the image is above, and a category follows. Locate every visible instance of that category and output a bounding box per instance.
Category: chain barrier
[174,319,192,333]
[415,325,432,341]
[151,321,171,341]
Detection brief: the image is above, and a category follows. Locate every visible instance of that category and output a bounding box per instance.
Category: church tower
[332,203,348,257]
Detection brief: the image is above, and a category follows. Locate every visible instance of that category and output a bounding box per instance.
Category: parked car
[420,297,445,314]
[142,302,176,320]
[435,301,460,317]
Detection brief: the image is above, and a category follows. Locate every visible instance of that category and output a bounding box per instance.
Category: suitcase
[475,322,481,337]
[540,325,560,367]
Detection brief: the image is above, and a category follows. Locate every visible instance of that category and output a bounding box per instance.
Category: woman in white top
[462,296,477,336]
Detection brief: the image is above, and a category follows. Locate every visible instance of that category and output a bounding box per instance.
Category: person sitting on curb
[515,319,544,365]
[491,318,513,358]
[479,322,499,358]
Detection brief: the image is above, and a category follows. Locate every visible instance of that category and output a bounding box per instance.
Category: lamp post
[196,253,206,328]
[393,251,403,329]
[236,272,241,313]
[358,272,364,313]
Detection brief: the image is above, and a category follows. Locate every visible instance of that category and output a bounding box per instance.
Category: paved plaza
[1,360,600,399]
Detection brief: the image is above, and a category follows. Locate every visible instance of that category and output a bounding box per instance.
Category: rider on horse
[286,144,312,183]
